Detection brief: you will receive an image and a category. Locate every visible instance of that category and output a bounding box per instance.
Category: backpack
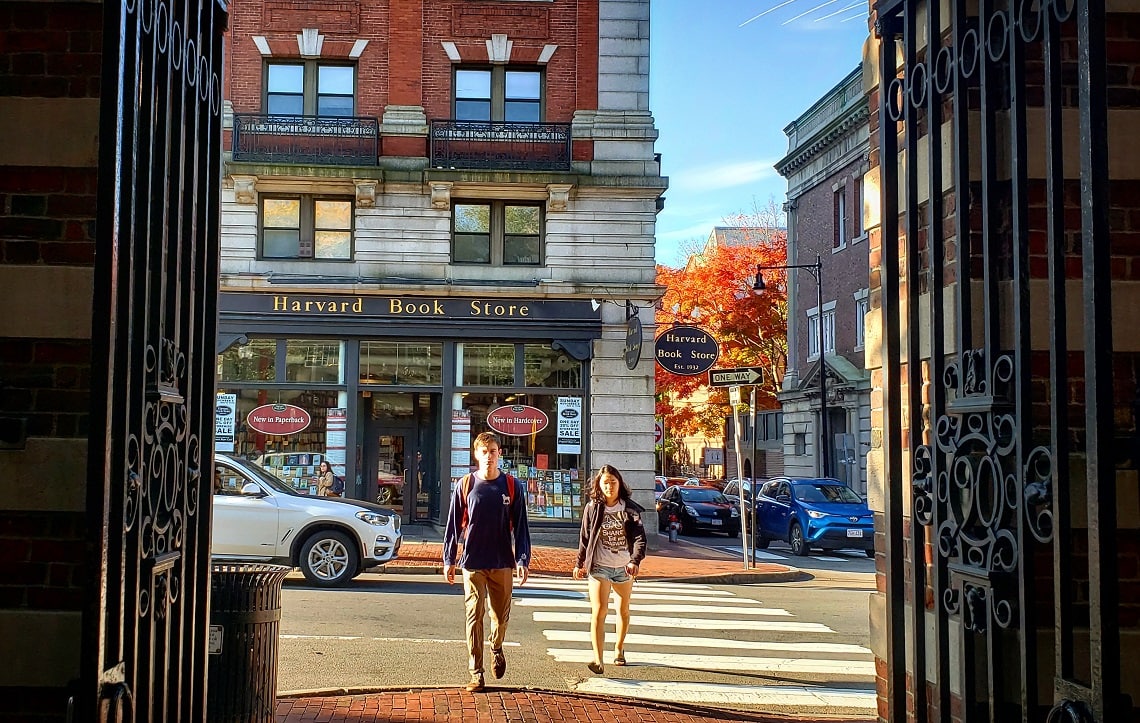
[331,475,345,495]
[459,472,517,534]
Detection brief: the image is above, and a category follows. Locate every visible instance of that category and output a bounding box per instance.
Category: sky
[649,1,871,267]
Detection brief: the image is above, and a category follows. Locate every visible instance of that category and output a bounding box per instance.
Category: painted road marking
[514,598,791,616]
[530,611,833,633]
[280,635,521,646]
[524,579,724,593]
[541,629,872,655]
[516,588,762,604]
[547,648,876,676]
[575,679,876,711]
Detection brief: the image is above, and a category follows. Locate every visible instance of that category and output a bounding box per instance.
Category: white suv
[212,453,402,587]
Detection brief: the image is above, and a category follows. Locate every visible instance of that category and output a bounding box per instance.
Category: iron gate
[81,0,227,719]
[874,0,1125,721]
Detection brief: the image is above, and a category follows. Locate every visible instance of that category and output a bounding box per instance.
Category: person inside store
[442,431,532,693]
[572,464,647,675]
[315,460,337,497]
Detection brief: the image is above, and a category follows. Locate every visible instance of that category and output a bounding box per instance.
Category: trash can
[207,563,292,723]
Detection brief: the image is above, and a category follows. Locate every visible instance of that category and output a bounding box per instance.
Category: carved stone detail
[298,28,324,58]
[355,180,377,208]
[430,182,453,210]
[546,184,573,213]
[231,175,257,205]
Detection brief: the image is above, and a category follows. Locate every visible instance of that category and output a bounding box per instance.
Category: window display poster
[325,408,347,477]
[556,396,582,454]
[215,393,236,452]
[451,409,472,483]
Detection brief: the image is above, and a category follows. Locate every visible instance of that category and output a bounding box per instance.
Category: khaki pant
[462,567,514,675]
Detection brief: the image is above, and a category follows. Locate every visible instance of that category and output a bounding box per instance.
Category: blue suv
[753,477,874,557]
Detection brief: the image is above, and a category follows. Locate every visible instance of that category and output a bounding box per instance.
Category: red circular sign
[246,403,312,435]
[654,420,663,444]
[486,405,549,436]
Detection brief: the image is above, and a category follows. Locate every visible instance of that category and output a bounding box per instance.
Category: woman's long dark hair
[586,464,632,505]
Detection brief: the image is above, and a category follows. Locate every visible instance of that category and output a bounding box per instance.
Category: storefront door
[362,392,440,523]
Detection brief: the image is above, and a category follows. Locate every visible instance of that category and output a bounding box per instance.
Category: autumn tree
[655,211,788,441]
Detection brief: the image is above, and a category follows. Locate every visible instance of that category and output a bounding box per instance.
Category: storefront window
[218,387,345,493]
[524,344,582,388]
[460,393,584,522]
[360,341,442,385]
[459,343,515,386]
[284,340,342,383]
[217,339,276,382]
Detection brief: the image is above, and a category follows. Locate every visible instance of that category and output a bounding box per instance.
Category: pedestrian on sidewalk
[572,464,647,675]
[442,431,531,693]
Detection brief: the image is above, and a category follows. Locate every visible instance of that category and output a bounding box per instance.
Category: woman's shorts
[590,565,631,583]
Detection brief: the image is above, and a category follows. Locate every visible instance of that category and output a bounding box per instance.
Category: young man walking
[442,431,531,692]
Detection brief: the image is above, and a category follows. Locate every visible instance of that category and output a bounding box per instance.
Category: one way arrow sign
[708,367,765,386]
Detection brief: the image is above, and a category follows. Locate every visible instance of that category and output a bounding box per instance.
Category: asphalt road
[275,568,877,717]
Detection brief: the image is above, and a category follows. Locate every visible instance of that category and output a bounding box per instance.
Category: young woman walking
[572,464,647,674]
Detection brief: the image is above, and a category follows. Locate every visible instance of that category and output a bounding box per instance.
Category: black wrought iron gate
[874,0,1129,721]
[81,0,227,720]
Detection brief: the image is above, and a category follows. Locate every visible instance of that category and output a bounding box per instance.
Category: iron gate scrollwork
[83,0,227,720]
[876,0,1124,721]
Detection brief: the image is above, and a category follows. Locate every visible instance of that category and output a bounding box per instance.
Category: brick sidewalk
[276,689,868,722]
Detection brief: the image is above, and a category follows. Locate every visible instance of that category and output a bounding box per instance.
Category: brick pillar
[382,0,427,158]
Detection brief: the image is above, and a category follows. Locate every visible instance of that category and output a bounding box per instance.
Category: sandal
[587,661,605,675]
[614,652,626,666]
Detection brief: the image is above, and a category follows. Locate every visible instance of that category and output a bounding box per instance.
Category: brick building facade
[217,0,666,530]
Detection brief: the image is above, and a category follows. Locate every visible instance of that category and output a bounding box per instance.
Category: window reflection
[284,340,341,383]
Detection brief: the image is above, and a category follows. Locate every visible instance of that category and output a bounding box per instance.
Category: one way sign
[708,367,765,386]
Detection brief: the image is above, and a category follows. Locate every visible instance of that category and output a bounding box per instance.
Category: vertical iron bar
[1007,0,1036,717]
[903,4,928,722]
[1077,1,1118,720]
[877,12,908,722]
[1042,0,1074,694]
[923,0,950,717]
[816,255,830,478]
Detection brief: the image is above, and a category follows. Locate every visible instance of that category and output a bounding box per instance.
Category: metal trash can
[207,563,292,723]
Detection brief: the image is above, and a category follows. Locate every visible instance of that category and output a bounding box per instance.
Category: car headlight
[684,505,699,517]
[729,507,740,517]
[806,510,827,519]
[357,510,393,526]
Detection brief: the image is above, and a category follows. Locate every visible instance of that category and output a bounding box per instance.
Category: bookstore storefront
[215,291,601,526]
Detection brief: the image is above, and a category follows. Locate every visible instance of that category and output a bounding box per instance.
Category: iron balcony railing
[232,113,379,166]
[429,119,572,172]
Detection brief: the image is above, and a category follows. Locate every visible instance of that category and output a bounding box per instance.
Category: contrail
[815,1,865,22]
[739,0,801,27]
[782,0,843,26]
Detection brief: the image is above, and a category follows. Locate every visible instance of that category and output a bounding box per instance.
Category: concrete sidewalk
[274,531,841,722]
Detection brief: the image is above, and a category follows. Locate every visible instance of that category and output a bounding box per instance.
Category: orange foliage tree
[654,226,788,441]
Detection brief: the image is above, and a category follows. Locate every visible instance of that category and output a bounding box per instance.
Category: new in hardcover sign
[486,405,549,437]
[556,396,582,454]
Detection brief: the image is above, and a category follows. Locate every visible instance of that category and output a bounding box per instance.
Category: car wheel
[865,547,875,558]
[789,522,810,556]
[299,530,359,587]
[376,486,394,505]
[754,534,770,549]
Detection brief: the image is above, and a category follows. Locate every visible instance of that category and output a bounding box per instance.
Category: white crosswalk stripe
[521,579,875,714]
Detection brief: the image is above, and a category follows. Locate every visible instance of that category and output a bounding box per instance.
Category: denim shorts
[590,565,631,583]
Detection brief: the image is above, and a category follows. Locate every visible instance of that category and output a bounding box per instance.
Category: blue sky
[650,1,871,267]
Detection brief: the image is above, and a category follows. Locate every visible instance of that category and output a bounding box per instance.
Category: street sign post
[708,367,765,387]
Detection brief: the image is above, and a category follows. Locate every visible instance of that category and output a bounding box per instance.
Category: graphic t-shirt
[593,500,632,569]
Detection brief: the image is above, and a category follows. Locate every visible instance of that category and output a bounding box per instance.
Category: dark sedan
[753,477,874,556]
[656,485,741,537]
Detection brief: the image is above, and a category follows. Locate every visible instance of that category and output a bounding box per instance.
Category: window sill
[851,233,868,245]
[831,242,847,254]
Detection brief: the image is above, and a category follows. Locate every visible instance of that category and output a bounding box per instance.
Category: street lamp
[753,254,831,478]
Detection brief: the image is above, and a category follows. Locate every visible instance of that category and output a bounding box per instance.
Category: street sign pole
[729,386,750,569]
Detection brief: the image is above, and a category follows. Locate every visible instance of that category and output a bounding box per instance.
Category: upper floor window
[833,187,847,249]
[261,196,353,260]
[854,289,869,350]
[808,305,836,360]
[853,176,865,239]
[454,68,542,122]
[266,62,355,116]
[452,201,542,266]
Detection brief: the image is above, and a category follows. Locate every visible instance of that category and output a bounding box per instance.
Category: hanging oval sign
[486,405,549,436]
[655,324,720,376]
[246,403,312,435]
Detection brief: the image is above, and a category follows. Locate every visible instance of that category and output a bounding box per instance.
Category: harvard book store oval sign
[486,405,549,436]
[246,403,312,435]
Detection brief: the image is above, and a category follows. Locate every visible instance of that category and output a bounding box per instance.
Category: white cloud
[668,159,780,193]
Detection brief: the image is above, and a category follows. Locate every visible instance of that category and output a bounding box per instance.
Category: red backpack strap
[459,473,473,532]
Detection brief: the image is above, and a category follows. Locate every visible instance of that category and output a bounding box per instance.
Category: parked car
[655,485,740,537]
[752,477,873,557]
[722,477,759,505]
[212,453,403,586]
[654,476,667,500]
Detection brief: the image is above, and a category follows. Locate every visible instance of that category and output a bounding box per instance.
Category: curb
[276,684,869,722]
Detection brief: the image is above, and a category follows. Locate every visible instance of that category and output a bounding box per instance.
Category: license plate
[710,519,722,526]
[847,529,863,538]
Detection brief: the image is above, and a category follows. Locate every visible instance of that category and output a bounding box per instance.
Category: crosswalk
[708,544,873,563]
[515,578,876,714]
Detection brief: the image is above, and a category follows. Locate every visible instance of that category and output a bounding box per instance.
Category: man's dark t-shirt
[442,471,531,570]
